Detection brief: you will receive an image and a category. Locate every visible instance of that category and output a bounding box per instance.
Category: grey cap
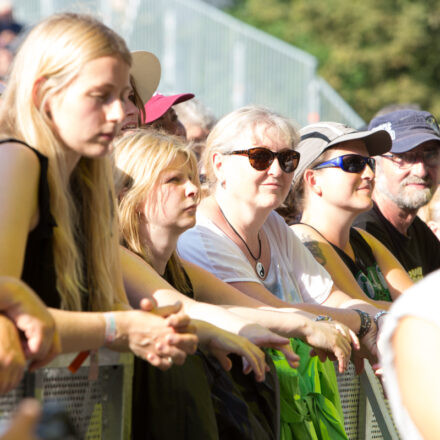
[293,122,392,183]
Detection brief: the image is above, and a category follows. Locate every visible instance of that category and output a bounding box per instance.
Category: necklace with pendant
[218,204,266,279]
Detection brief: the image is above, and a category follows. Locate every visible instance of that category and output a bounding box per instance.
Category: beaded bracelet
[374,310,388,327]
[353,309,372,338]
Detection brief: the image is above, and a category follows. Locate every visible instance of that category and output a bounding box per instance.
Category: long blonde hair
[0,13,131,311]
[113,129,200,294]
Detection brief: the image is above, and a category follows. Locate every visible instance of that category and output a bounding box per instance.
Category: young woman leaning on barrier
[0,13,198,376]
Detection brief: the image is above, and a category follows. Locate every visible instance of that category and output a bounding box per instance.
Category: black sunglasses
[313,154,375,173]
[226,147,300,173]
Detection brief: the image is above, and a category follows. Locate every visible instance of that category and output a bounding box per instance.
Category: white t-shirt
[177,210,332,304]
[380,270,440,440]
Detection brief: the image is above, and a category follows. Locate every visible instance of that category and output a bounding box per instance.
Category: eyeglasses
[313,154,375,173]
[225,147,300,173]
[382,149,440,169]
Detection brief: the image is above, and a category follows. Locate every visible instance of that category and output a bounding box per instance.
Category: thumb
[139,298,156,312]
[3,398,41,439]
[210,348,232,372]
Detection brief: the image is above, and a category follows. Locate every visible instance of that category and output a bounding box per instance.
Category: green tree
[229,0,440,121]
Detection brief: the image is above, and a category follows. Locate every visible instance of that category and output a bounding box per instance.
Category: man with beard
[354,110,440,282]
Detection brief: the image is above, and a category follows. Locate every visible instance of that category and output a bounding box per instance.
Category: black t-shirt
[354,202,440,281]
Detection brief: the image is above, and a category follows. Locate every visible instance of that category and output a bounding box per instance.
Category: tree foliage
[228,0,440,121]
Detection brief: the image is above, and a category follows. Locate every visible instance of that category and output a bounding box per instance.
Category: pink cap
[144,93,194,124]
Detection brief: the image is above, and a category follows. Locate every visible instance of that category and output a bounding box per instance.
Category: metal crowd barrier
[337,361,400,440]
[0,349,400,439]
[0,349,134,439]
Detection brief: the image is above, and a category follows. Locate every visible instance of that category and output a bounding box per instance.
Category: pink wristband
[104,312,117,343]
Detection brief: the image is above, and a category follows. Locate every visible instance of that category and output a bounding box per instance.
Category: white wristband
[103,312,117,343]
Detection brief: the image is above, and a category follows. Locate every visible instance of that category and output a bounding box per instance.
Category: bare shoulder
[290,223,327,243]
[0,141,41,179]
[354,227,385,250]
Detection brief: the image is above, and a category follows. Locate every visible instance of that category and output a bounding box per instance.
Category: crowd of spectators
[0,6,439,440]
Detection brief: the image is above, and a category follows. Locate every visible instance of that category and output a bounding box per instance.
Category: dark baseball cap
[368,110,440,153]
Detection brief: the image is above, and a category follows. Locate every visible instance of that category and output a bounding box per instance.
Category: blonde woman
[0,13,197,374]
[113,128,362,439]
[177,105,387,439]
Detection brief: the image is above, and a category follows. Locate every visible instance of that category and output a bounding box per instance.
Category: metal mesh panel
[336,363,361,439]
[0,349,133,440]
[13,0,364,126]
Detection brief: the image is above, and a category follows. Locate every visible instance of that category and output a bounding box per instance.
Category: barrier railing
[0,349,134,439]
[336,361,400,440]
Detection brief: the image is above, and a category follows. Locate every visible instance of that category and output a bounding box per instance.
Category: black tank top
[330,228,392,302]
[0,139,60,308]
[299,222,392,302]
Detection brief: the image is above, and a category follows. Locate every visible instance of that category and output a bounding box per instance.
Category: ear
[32,76,46,109]
[212,151,226,186]
[303,169,322,196]
[32,76,52,118]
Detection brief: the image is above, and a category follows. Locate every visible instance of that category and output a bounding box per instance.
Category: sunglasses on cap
[312,154,375,173]
[225,147,300,173]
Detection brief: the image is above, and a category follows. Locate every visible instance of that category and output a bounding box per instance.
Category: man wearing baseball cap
[354,109,440,281]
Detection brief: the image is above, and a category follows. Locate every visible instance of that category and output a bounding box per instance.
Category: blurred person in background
[144,92,194,138]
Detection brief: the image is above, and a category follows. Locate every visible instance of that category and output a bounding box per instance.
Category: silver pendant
[256,261,265,279]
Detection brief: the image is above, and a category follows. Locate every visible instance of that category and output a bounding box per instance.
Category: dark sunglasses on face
[312,154,375,173]
[225,147,301,173]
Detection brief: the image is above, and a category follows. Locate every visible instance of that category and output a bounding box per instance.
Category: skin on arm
[120,247,298,375]
[356,228,413,300]
[183,258,357,372]
[291,224,391,309]
[393,316,440,440]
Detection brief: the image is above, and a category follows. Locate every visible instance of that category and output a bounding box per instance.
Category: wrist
[353,309,372,338]
[374,310,388,330]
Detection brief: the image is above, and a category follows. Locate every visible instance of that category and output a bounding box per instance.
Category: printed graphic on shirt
[408,266,423,282]
[356,264,392,301]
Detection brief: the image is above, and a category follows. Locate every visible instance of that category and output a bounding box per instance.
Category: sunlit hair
[0,13,131,311]
[202,105,300,189]
[113,129,200,294]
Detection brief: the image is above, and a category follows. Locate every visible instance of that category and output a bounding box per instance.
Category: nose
[185,179,199,198]
[267,156,283,176]
[107,98,125,124]
[362,163,375,180]
[410,159,429,178]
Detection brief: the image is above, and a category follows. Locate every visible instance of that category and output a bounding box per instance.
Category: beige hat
[293,122,391,183]
[130,51,161,104]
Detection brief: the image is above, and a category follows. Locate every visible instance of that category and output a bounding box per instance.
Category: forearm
[48,309,106,353]
[224,305,316,338]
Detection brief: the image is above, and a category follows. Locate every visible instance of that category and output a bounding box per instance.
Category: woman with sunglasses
[178,106,386,439]
[288,122,413,309]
